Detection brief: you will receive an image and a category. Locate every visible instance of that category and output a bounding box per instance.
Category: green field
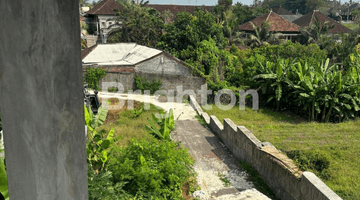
[203,105,360,200]
[341,22,359,30]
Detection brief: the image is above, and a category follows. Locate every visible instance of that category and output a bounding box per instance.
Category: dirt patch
[103,110,120,125]
[102,100,143,125]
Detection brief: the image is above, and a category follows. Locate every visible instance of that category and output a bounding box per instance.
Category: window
[101,22,106,28]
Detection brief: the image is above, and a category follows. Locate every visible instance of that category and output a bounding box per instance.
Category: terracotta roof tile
[293,11,352,34]
[238,11,300,32]
[145,4,214,15]
[86,0,123,15]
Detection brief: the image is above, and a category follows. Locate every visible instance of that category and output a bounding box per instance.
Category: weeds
[217,173,231,187]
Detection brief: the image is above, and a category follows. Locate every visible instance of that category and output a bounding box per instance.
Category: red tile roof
[238,11,300,32]
[86,0,123,15]
[292,11,352,34]
[145,4,214,15]
[81,44,98,60]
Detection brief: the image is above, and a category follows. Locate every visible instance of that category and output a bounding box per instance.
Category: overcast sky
[90,0,352,6]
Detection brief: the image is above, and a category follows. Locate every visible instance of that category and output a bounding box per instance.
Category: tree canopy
[107,0,164,47]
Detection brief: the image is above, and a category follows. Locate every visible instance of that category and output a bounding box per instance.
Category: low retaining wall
[189,95,342,200]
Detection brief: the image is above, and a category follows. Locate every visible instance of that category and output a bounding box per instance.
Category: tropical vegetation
[86,100,197,199]
[83,0,360,198]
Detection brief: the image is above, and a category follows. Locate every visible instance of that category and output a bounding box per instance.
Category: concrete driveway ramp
[173,120,272,200]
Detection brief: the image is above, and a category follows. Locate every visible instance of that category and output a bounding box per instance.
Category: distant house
[85,0,215,42]
[238,11,301,41]
[293,11,352,34]
[85,0,123,43]
[82,43,205,100]
[341,3,360,20]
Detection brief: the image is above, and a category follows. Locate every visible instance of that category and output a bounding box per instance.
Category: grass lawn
[202,105,360,200]
[341,22,359,30]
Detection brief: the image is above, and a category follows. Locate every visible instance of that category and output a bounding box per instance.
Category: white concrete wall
[136,54,191,76]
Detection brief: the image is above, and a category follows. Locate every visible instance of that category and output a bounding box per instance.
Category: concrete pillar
[0,0,88,200]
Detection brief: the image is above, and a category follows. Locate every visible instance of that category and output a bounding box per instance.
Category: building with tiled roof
[84,0,215,42]
[293,11,352,34]
[86,0,123,15]
[238,11,301,40]
[84,0,123,43]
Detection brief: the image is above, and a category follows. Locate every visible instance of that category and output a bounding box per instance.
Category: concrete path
[98,92,273,199]
[173,120,272,200]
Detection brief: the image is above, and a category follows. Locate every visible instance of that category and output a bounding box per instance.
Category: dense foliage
[84,68,107,90]
[0,112,2,131]
[0,157,8,200]
[229,41,327,88]
[157,9,227,58]
[108,1,164,47]
[252,56,360,122]
[87,107,196,199]
[134,76,162,95]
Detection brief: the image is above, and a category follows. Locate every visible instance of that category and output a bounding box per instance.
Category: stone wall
[189,95,342,200]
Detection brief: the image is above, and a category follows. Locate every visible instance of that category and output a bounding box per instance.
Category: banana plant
[253,59,293,110]
[84,105,108,132]
[0,158,8,200]
[87,128,116,174]
[145,109,175,140]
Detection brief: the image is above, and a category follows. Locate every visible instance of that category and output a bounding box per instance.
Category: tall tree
[233,2,268,25]
[300,16,335,44]
[157,10,226,57]
[263,0,311,15]
[108,0,164,47]
[305,0,326,11]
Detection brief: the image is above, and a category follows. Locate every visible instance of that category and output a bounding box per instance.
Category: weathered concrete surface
[173,120,272,200]
[0,0,88,199]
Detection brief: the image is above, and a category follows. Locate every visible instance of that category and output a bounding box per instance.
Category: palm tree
[248,20,283,48]
[300,16,335,44]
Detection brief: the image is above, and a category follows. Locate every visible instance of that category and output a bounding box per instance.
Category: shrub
[108,139,195,199]
[84,68,107,90]
[134,75,162,95]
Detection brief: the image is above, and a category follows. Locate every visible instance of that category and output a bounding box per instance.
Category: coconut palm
[300,16,335,44]
[248,20,283,48]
